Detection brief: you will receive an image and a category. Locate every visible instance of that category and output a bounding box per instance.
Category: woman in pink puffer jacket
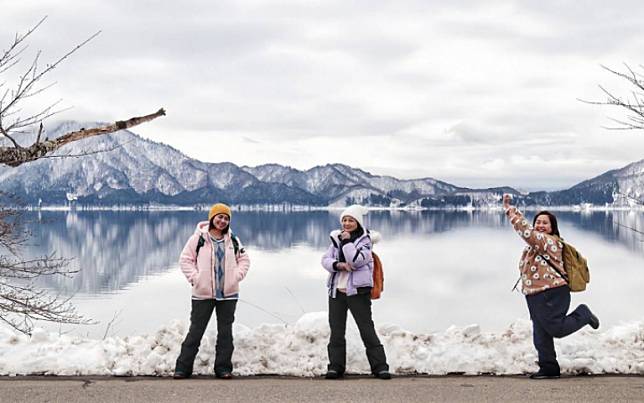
[173,203,250,379]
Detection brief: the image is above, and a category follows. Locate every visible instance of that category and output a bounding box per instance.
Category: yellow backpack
[543,240,590,292]
[561,242,590,292]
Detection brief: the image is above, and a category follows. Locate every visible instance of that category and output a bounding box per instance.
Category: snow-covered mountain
[242,163,463,205]
[526,159,644,206]
[2,121,644,207]
[0,122,323,205]
[1,122,480,207]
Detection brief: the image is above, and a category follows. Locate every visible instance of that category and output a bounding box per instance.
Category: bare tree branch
[0,283,94,334]
[36,122,43,143]
[0,18,166,168]
[0,192,91,335]
[580,63,644,131]
[0,31,101,124]
[614,221,644,237]
[36,138,136,161]
[0,16,46,74]
[0,108,166,167]
[102,309,123,340]
[0,205,89,334]
[0,19,166,335]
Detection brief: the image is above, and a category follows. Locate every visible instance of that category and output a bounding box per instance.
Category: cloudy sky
[3,0,644,191]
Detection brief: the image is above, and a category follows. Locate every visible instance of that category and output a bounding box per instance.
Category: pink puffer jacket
[179,221,250,298]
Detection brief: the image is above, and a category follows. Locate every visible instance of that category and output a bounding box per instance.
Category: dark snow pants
[175,298,237,376]
[328,288,389,375]
[525,286,592,374]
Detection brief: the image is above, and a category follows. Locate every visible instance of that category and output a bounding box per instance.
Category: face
[212,214,230,231]
[534,214,552,234]
[341,216,358,232]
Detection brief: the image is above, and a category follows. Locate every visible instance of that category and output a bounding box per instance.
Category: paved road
[1,375,643,403]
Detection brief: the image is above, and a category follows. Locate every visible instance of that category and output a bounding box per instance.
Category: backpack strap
[511,275,521,292]
[196,232,241,257]
[195,234,205,257]
[230,231,240,256]
[511,254,568,292]
[539,253,569,282]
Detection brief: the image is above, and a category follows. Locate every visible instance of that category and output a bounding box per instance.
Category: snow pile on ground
[1,312,643,376]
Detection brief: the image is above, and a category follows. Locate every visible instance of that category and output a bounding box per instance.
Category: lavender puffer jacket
[321,229,380,297]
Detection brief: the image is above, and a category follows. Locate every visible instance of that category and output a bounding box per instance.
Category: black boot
[375,370,392,380]
[325,369,343,379]
[173,370,191,379]
[529,370,560,379]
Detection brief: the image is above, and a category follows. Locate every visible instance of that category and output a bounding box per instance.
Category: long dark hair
[532,210,560,237]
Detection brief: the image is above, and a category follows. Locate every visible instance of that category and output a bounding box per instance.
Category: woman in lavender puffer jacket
[321,205,390,380]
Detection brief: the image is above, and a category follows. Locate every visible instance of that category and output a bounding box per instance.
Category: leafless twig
[240,298,289,325]
[0,18,165,167]
[579,63,644,131]
[285,287,306,314]
[102,309,123,340]
[0,18,165,334]
[36,138,137,161]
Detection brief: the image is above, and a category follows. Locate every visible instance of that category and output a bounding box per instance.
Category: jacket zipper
[210,237,216,299]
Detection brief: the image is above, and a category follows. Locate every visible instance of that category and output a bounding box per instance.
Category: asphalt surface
[1,375,643,403]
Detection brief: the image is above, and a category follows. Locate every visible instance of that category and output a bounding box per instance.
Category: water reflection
[558,211,644,250]
[17,210,644,295]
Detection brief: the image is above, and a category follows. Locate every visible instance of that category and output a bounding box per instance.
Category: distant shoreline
[14,204,644,213]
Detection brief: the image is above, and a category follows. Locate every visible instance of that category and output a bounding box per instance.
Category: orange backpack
[370,252,384,300]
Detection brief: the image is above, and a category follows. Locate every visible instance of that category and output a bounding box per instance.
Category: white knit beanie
[340,204,369,229]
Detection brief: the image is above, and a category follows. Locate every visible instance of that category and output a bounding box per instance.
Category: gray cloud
[3,0,644,190]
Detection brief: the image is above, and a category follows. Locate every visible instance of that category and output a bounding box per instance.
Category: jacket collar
[329,228,370,245]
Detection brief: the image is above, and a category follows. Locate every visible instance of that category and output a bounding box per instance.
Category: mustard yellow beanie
[208,203,232,222]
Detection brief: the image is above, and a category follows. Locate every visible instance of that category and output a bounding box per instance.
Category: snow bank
[1,313,643,376]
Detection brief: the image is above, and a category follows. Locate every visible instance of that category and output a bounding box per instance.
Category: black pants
[525,286,592,374]
[175,299,237,376]
[328,289,388,375]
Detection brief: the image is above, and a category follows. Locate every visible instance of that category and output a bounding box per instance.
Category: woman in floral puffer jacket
[503,194,599,379]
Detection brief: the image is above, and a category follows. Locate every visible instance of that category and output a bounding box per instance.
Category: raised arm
[341,237,373,271]
[503,195,555,251]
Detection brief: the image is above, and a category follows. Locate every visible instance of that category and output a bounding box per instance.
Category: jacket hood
[194,221,234,237]
[370,230,381,244]
[329,229,381,244]
[195,221,210,235]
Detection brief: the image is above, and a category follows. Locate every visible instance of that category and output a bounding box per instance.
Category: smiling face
[341,216,358,232]
[534,214,553,235]
[211,213,230,232]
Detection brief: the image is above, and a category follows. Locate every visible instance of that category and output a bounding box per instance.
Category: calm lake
[17,209,644,338]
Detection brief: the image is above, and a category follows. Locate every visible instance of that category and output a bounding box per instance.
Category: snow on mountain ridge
[0,121,258,199]
[244,162,460,200]
[4,121,644,206]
